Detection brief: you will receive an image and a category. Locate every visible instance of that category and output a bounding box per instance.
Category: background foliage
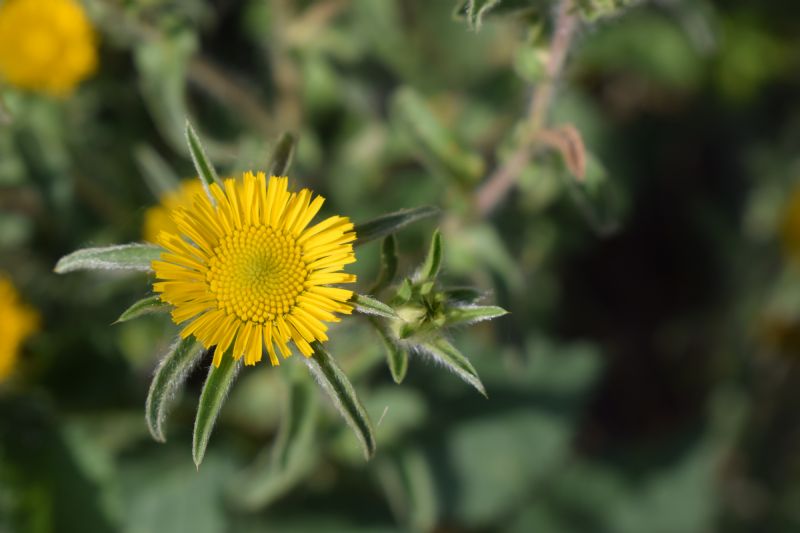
[2,0,800,531]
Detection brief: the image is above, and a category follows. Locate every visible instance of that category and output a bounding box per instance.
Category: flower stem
[474,0,579,217]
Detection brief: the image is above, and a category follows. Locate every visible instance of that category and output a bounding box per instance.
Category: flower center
[207,225,308,324]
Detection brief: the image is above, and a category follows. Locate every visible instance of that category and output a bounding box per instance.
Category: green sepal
[193,351,242,467]
[373,320,408,384]
[354,206,439,247]
[392,278,414,306]
[54,244,163,274]
[417,229,443,282]
[145,336,205,442]
[352,293,399,320]
[116,295,169,323]
[185,119,222,198]
[268,132,297,177]
[418,338,486,397]
[304,342,376,460]
[443,305,508,327]
[370,235,398,294]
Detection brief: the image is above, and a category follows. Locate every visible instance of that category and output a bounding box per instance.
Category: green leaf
[391,87,484,184]
[370,235,398,294]
[373,320,408,384]
[145,336,205,442]
[134,144,181,197]
[377,448,438,532]
[305,342,376,460]
[419,338,486,397]
[116,295,169,323]
[352,293,398,319]
[234,365,318,510]
[268,132,297,177]
[193,352,242,467]
[185,119,222,196]
[392,278,414,306]
[444,305,508,327]
[354,206,439,246]
[54,244,163,274]
[417,229,443,281]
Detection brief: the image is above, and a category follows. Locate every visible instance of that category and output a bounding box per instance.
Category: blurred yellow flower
[143,180,207,244]
[0,275,38,381]
[153,173,357,367]
[0,0,97,96]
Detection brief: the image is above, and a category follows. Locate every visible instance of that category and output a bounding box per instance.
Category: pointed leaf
[268,132,297,177]
[55,244,162,274]
[304,342,376,459]
[235,366,318,509]
[352,293,398,319]
[370,235,398,294]
[145,336,205,442]
[185,120,222,197]
[193,351,242,467]
[354,206,440,246]
[373,320,408,384]
[444,305,508,327]
[417,229,442,281]
[419,338,486,397]
[134,144,181,197]
[116,295,169,323]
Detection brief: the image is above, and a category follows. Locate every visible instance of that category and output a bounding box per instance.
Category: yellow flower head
[153,172,357,367]
[143,180,207,244]
[0,0,97,96]
[0,275,38,381]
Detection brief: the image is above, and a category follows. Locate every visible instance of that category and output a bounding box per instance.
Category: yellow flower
[0,0,97,96]
[143,180,207,244]
[0,275,38,381]
[153,172,357,367]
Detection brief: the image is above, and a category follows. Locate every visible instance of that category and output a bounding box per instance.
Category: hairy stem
[474,0,579,217]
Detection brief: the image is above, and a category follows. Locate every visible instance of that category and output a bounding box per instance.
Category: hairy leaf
[193,352,242,467]
[145,336,205,442]
[444,305,508,327]
[352,293,399,319]
[116,295,169,323]
[305,342,376,459]
[419,338,486,397]
[55,244,162,273]
[354,206,439,246]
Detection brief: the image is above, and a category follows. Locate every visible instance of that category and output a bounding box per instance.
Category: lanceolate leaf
[444,287,484,304]
[354,206,440,246]
[145,336,205,442]
[444,305,508,327]
[236,366,318,509]
[268,132,297,177]
[116,295,169,323]
[370,235,398,294]
[419,338,486,397]
[54,244,163,274]
[373,320,408,384]
[352,293,399,319]
[417,229,442,281]
[185,119,222,196]
[305,342,376,460]
[193,351,242,467]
